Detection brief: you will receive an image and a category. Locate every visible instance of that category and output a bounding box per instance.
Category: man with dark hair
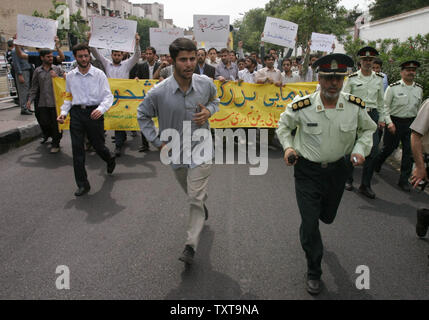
[281,58,300,84]
[206,47,220,68]
[88,32,141,157]
[229,50,238,63]
[137,38,219,266]
[372,58,388,91]
[255,55,282,86]
[194,48,215,79]
[57,43,116,197]
[238,57,257,83]
[215,48,238,81]
[237,58,246,71]
[27,49,65,153]
[277,53,376,295]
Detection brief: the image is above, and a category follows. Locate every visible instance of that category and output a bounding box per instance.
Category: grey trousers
[173,163,212,251]
[15,70,30,111]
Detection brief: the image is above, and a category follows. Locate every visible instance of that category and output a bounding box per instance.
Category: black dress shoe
[359,185,376,199]
[204,204,208,221]
[138,145,149,152]
[179,245,195,265]
[416,208,429,238]
[305,275,322,295]
[107,157,116,174]
[74,185,90,196]
[345,181,354,191]
[398,182,411,192]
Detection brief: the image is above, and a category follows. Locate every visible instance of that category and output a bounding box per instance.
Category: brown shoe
[50,147,60,153]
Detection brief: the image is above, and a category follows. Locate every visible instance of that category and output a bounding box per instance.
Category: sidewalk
[0,102,41,154]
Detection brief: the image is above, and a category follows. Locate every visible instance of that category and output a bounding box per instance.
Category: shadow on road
[164,226,259,300]
[16,145,73,169]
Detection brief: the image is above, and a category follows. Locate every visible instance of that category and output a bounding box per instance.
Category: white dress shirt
[238,68,256,83]
[60,65,113,116]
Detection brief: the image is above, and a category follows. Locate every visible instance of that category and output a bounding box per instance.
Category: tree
[369,0,428,21]
[127,16,159,51]
[233,8,267,54]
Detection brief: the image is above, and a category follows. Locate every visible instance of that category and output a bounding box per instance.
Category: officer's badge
[331,60,338,69]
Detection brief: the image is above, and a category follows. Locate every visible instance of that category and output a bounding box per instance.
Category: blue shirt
[137,73,220,169]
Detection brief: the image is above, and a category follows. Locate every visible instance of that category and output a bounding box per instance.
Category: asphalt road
[0,131,428,300]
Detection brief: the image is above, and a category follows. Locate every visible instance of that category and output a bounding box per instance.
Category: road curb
[0,120,41,154]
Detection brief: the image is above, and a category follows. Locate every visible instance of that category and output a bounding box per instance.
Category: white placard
[310,32,336,52]
[15,14,57,49]
[150,28,184,54]
[193,15,230,43]
[199,41,227,51]
[89,16,137,52]
[261,17,298,48]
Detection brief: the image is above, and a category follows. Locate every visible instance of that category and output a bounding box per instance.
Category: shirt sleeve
[215,65,221,79]
[383,86,393,125]
[96,73,113,114]
[411,99,429,136]
[60,75,73,116]
[342,77,352,94]
[124,42,141,73]
[276,104,299,151]
[90,47,109,71]
[137,92,162,148]
[28,70,39,103]
[352,107,378,157]
[11,50,22,74]
[205,80,220,116]
[377,79,386,123]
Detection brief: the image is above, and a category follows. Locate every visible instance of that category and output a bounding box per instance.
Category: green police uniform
[277,91,377,280]
[374,79,423,186]
[342,69,385,192]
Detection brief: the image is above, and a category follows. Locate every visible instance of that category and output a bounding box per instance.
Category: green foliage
[343,34,429,99]
[127,16,159,51]
[234,8,267,53]
[369,0,428,21]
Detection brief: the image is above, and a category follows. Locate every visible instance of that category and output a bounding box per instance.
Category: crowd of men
[4,32,429,296]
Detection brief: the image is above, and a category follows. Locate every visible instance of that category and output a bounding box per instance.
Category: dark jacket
[194,63,216,79]
[130,61,161,79]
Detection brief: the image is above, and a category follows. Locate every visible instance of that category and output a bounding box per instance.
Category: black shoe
[305,275,322,295]
[74,185,90,197]
[21,110,32,115]
[345,181,354,191]
[416,208,429,238]
[204,204,208,221]
[40,136,49,144]
[107,157,116,175]
[359,185,376,199]
[138,145,149,152]
[398,182,411,192]
[179,245,195,265]
[114,147,122,157]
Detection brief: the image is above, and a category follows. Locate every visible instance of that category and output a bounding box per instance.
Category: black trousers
[37,107,62,147]
[70,107,113,188]
[114,130,127,148]
[294,157,348,280]
[346,109,380,186]
[374,116,414,185]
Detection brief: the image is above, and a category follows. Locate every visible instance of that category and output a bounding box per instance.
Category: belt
[72,104,98,110]
[391,116,415,123]
[300,157,344,169]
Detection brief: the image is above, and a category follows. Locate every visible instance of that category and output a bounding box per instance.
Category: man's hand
[193,104,211,126]
[26,101,31,110]
[218,76,226,82]
[135,33,140,42]
[387,122,396,134]
[50,70,59,78]
[18,74,25,84]
[159,142,167,151]
[284,148,298,166]
[378,121,386,129]
[54,36,60,49]
[411,167,428,188]
[160,60,168,69]
[351,153,365,166]
[87,32,91,40]
[275,81,283,87]
[57,115,66,124]
[238,41,243,48]
[90,109,102,120]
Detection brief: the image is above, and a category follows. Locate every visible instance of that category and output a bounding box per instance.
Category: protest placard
[89,16,137,52]
[193,15,230,44]
[150,28,184,54]
[310,32,336,52]
[262,17,298,48]
[15,14,57,49]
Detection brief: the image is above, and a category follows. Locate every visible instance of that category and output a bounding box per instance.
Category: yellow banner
[53,78,317,130]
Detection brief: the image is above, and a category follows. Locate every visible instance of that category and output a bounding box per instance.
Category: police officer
[373,61,423,191]
[342,46,386,199]
[277,53,377,295]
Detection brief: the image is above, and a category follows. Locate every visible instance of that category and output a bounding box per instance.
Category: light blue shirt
[137,73,220,169]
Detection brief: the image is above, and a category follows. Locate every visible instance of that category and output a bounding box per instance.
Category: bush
[342,33,429,99]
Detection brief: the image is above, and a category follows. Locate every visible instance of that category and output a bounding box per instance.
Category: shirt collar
[76,64,95,76]
[170,73,195,95]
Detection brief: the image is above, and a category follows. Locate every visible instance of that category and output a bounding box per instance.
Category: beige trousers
[173,163,212,251]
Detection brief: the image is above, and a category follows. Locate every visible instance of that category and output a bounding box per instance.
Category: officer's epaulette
[415,83,423,89]
[376,72,384,78]
[348,95,366,109]
[348,72,358,78]
[389,81,401,87]
[291,97,311,112]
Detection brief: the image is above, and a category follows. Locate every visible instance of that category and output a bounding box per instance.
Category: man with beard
[342,47,387,199]
[238,57,257,84]
[137,38,219,265]
[89,33,141,157]
[215,48,238,81]
[194,48,215,79]
[277,54,376,295]
[57,44,116,197]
